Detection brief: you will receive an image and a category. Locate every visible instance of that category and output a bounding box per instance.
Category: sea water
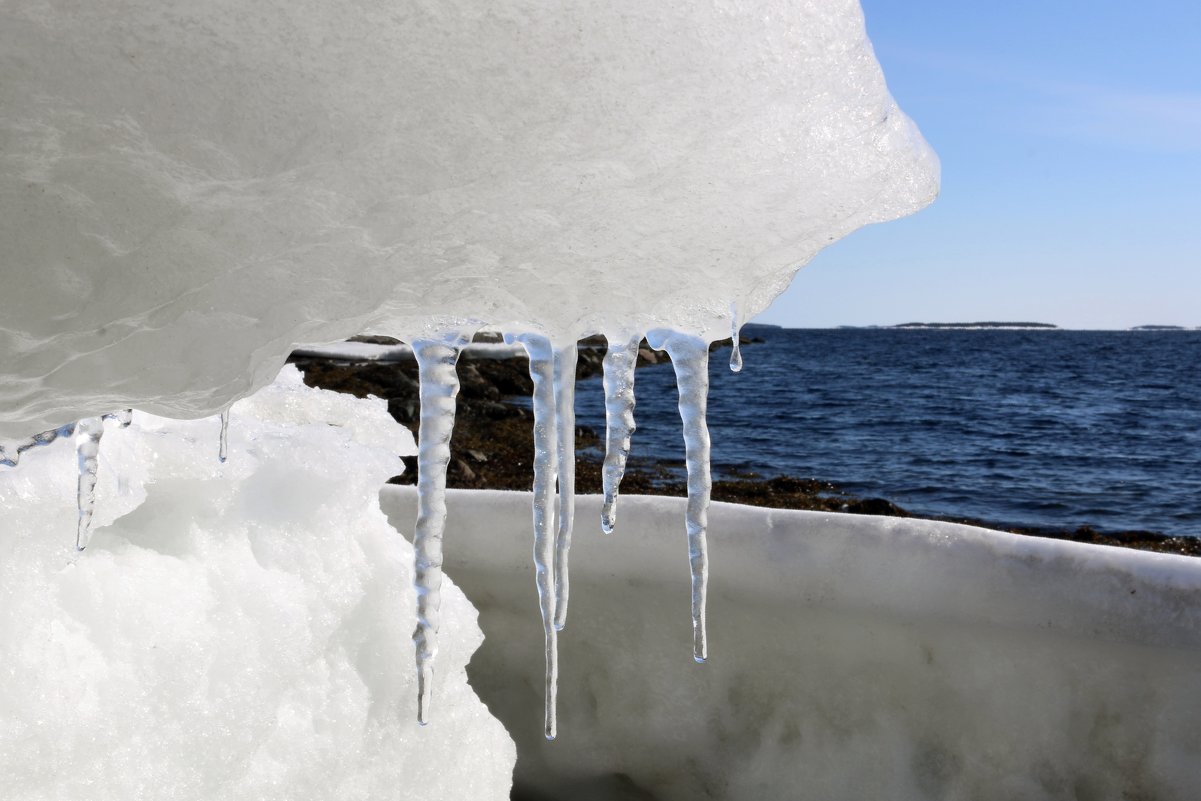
[576,328,1201,537]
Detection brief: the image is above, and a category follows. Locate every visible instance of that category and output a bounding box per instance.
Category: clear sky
[755,0,1201,329]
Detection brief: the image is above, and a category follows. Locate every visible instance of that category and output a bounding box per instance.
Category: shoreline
[291,339,1200,559]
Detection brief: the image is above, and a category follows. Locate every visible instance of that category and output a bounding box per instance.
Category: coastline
[292,338,1200,559]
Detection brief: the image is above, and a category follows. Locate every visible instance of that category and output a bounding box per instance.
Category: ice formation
[646,331,713,662]
[552,343,577,633]
[0,422,76,468]
[506,333,562,740]
[600,335,641,534]
[410,333,472,725]
[1,0,940,743]
[218,407,230,463]
[73,415,104,550]
[0,369,516,800]
[382,487,1201,801]
[0,0,937,434]
[729,309,745,373]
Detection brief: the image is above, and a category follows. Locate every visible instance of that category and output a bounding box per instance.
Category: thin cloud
[879,44,1201,152]
[1029,85,1201,153]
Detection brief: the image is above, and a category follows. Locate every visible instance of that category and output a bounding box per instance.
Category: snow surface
[0,0,938,437]
[382,487,1201,801]
[0,368,516,801]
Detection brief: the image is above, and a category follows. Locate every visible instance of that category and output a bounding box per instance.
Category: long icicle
[647,329,711,663]
[411,331,472,726]
[552,341,577,631]
[600,333,640,534]
[507,332,559,740]
[218,408,230,463]
[75,417,105,551]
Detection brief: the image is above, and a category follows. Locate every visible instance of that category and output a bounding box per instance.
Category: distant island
[1130,325,1187,331]
[893,322,1059,330]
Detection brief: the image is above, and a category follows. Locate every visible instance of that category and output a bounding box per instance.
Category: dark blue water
[575,328,1201,536]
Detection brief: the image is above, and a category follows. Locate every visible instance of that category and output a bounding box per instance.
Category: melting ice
[502,333,560,739]
[601,335,641,534]
[408,325,718,732]
[0,0,941,756]
[410,332,472,725]
[0,0,939,438]
[218,408,231,463]
[74,416,104,551]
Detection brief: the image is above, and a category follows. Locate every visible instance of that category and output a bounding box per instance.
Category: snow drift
[0,369,516,801]
[0,0,938,436]
[382,487,1201,801]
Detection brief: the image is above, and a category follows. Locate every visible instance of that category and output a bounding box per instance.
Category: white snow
[0,0,938,436]
[381,487,1201,801]
[0,368,516,801]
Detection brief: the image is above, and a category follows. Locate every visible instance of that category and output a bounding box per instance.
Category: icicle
[505,332,559,740]
[646,329,711,663]
[103,409,133,427]
[600,334,640,534]
[217,408,230,463]
[552,342,577,631]
[729,306,743,373]
[75,417,104,551]
[411,331,472,726]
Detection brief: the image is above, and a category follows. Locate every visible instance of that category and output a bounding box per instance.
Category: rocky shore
[292,337,1200,558]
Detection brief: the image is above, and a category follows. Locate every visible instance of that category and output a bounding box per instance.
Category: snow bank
[0,0,938,436]
[381,487,1201,801]
[0,368,515,801]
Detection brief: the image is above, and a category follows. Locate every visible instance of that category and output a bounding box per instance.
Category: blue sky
[756,1,1201,329]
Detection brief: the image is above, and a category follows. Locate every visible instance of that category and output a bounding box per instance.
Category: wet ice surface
[507,333,562,740]
[73,416,104,551]
[218,408,230,463]
[0,368,516,800]
[552,343,577,632]
[0,0,937,437]
[600,335,640,534]
[475,328,716,728]
[411,334,472,725]
[647,330,713,663]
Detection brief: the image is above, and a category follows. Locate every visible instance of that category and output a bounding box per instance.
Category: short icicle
[729,306,743,373]
[411,331,472,726]
[600,334,641,534]
[506,332,559,740]
[75,417,105,551]
[103,409,133,427]
[646,329,712,663]
[218,408,230,463]
[552,341,577,631]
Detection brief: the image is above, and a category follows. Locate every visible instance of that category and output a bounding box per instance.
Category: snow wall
[0,369,516,801]
[382,486,1201,801]
[0,0,938,436]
